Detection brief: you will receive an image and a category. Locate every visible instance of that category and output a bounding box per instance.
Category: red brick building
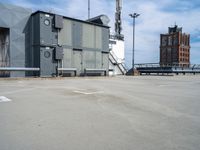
[160,25,190,67]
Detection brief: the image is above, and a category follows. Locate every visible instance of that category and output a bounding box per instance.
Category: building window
[168,36,172,45]
[162,37,167,46]
[174,35,178,45]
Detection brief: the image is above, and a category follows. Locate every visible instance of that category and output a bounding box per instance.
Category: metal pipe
[57,68,77,76]
[61,59,64,76]
[0,67,40,71]
[57,68,77,71]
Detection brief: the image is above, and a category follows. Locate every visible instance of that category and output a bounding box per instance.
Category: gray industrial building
[0,3,110,77]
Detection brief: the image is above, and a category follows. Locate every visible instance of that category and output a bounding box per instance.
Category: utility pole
[129,13,140,75]
[88,0,90,19]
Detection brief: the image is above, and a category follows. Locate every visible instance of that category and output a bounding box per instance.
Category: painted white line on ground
[158,84,169,87]
[73,90,104,95]
[0,96,11,102]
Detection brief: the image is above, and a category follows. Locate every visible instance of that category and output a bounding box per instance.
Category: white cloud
[190,42,200,63]
[3,0,200,67]
[121,0,200,67]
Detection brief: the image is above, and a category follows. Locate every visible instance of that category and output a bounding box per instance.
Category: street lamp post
[129,13,140,75]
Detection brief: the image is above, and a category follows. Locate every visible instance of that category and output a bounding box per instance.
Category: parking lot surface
[0,76,200,150]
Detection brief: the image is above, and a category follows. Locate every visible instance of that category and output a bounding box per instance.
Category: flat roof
[32,10,110,29]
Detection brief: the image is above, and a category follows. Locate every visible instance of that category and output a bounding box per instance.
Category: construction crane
[115,0,122,36]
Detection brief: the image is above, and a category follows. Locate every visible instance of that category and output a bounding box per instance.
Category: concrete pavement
[0,76,200,150]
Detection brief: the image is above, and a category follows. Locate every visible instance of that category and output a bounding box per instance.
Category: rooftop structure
[0,3,110,77]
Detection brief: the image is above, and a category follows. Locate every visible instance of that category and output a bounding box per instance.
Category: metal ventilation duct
[87,15,110,26]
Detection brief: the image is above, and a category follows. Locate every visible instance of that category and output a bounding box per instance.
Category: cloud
[122,0,200,66]
[1,0,200,67]
[190,42,200,63]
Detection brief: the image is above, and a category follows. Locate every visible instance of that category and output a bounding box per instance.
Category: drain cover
[0,96,11,102]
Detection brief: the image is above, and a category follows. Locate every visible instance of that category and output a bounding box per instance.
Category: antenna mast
[88,0,90,19]
[115,0,122,35]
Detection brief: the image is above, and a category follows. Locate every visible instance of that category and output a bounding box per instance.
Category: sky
[1,0,200,67]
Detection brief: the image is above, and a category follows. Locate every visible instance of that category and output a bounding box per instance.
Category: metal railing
[84,68,107,76]
[109,51,128,75]
[109,33,124,41]
[135,63,200,69]
[57,68,77,76]
[0,67,40,71]
[135,63,200,75]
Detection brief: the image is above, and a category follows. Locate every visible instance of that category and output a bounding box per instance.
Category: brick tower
[160,25,190,67]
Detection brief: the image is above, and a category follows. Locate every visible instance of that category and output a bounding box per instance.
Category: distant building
[160,25,190,67]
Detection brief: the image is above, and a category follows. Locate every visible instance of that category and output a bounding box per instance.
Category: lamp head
[129,13,140,18]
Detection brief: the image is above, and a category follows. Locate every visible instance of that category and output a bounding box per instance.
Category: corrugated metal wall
[58,20,72,46]
[95,27,102,49]
[0,3,32,77]
[58,17,109,76]
[63,48,73,68]
[82,24,95,48]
